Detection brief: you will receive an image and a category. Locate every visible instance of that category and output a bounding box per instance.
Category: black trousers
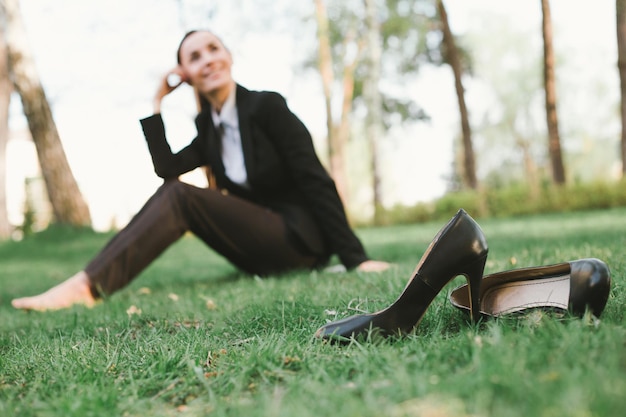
[84,180,324,296]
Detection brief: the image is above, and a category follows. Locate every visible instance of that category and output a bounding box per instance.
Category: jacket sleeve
[256,93,369,269]
[140,114,206,179]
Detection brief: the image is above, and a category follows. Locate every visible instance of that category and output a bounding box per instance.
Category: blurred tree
[436,0,477,190]
[363,0,384,223]
[3,0,91,227]
[617,0,626,176]
[312,0,434,218]
[467,15,545,193]
[0,10,10,239]
[467,7,617,191]
[540,0,566,184]
[314,0,356,204]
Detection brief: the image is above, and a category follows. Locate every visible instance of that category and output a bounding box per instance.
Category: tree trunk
[617,0,626,176]
[541,0,566,184]
[4,0,91,226]
[334,29,362,209]
[0,12,12,239]
[363,0,384,224]
[437,0,478,190]
[314,0,350,204]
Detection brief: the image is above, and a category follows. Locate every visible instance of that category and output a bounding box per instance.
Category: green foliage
[313,0,446,128]
[381,180,626,225]
[1,210,625,416]
[16,199,37,238]
[15,178,42,238]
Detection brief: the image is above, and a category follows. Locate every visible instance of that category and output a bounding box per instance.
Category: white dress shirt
[211,88,249,188]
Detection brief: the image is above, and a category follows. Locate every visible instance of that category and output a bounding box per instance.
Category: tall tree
[3,0,91,226]
[314,0,355,203]
[540,0,566,184]
[0,9,11,239]
[363,0,384,223]
[617,0,626,176]
[312,0,433,218]
[437,0,477,190]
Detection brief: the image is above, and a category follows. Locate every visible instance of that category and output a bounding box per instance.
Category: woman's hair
[176,30,199,65]
[176,30,228,64]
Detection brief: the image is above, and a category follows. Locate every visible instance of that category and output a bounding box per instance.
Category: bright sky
[6,0,618,230]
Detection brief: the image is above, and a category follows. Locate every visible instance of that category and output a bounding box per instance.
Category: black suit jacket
[140,84,368,269]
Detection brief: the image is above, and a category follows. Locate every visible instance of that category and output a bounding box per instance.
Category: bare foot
[11,271,98,311]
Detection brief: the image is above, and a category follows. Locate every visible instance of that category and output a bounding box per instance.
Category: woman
[12,30,389,311]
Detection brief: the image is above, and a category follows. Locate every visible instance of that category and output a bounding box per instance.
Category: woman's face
[178,31,233,95]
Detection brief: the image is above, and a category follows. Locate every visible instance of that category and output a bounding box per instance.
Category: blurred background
[1,0,620,233]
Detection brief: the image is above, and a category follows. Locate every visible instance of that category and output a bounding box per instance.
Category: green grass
[1,208,625,416]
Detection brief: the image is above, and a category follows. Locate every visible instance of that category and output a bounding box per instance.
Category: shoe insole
[481,275,570,316]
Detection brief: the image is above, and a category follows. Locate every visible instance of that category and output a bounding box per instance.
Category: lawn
[1,208,625,416]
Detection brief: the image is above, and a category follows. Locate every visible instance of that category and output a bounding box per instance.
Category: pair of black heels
[315,209,611,342]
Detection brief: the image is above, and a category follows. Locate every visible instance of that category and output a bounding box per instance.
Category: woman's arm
[140,115,206,179]
[140,69,206,179]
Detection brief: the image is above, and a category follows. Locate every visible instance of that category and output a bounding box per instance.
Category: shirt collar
[211,86,238,128]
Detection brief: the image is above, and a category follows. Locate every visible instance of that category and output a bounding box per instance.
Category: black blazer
[140,84,368,269]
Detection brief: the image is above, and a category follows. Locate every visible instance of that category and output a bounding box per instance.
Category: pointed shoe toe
[314,314,389,344]
[449,258,611,318]
[315,208,488,342]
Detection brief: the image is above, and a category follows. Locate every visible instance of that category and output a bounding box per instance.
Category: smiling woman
[11,29,390,312]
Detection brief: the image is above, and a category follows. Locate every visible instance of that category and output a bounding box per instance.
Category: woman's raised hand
[153,67,186,113]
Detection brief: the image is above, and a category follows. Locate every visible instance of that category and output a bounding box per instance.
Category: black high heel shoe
[315,209,488,342]
[449,258,611,318]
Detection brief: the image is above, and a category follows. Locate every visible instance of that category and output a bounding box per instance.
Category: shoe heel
[464,254,488,322]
